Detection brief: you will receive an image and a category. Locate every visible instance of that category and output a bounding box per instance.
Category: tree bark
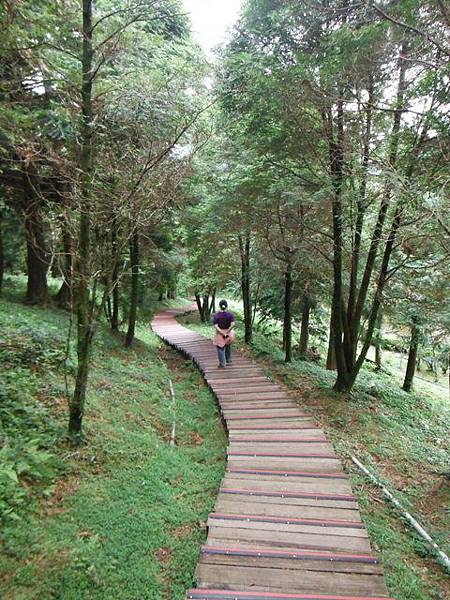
[202,295,209,320]
[403,320,420,392]
[283,261,293,363]
[111,281,120,330]
[0,209,4,294]
[55,218,73,308]
[374,310,383,370]
[326,309,336,370]
[239,231,252,343]
[125,228,139,347]
[299,295,310,358]
[110,224,119,330]
[195,293,205,322]
[69,0,94,441]
[326,97,350,389]
[22,171,49,305]
[208,289,216,318]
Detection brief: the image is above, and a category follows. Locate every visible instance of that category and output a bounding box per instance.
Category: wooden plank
[209,512,365,530]
[207,525,372,553]
[196,564,388,596]
[209,377,271,385]
[199,548,382,573]
[214,498,361,522]
[221,400,299,407]
[221,476,354,495]
[221,406,303,414]
[187,590,392,600]
[219,398,298,407]
[219,485,355,503]
[215,386,284,395]
[218,392,290,401]
[228,434,326,441]
[227,459,342,474]
[228,443,334,454]
[224,411,309,420]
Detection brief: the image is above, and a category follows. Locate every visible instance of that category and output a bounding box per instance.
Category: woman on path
[213,300,235,368]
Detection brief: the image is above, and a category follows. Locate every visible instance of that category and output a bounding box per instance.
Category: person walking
[213,300,235,368]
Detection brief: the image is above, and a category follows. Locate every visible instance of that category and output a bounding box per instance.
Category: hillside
[0,279,226,600]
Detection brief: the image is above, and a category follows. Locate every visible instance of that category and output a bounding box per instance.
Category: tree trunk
[208,289,216,319]
[0,209,4,294]
[69,0,94,441]
[105,294,112,322]
[375,340,382,371]
[403,320,420,392]
[55,220,73,308]
[374,310,383,370]
[326,310,336,370]
[195,293,205,322]
[331,48,408,393]
[111,281,120,330]
[125,229,139,347]
[110,225,119,330]
[239,232,252,343]
[22,172,49,305]
[202,295,212,321]
[299,296,310,358]
[283,262,293,363]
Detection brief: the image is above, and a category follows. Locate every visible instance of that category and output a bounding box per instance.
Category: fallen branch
[352,456,450,574]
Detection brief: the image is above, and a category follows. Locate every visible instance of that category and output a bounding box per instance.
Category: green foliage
[0,284,226,599]
[0,301,67,523]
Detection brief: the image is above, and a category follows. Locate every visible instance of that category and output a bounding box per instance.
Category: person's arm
[227,321,235,333]
[214,323,228,338]
[223,319,235,337]
[226,314,236,333]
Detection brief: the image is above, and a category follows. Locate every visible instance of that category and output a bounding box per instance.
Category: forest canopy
[1,0,449,432]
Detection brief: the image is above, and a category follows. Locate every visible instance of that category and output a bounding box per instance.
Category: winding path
[151,308,393,600]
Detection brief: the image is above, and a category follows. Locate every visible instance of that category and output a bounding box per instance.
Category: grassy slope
[0,279,226,600]
[180,311,450,600]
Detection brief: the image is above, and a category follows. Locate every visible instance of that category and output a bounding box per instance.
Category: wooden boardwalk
[151,308,393,600]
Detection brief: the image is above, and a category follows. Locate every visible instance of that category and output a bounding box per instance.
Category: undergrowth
[0,280,226,600]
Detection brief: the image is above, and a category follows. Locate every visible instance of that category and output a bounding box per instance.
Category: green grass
[180,310,450,600]
[0,278,226,599]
